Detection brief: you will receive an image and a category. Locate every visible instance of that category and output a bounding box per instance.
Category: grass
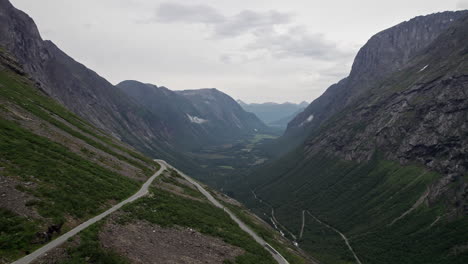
[0,116,144,261]
[238,151,468,264]
[158,170,205,199]
[60,222,129,264]
[250,134,278,144]
[120,188,276,264]
[0,209,42,262]
[0,118,140,222]
[0,69,157,176]
[219,165,235,170]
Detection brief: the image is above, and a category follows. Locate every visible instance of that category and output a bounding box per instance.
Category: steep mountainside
[117,80,268,150]
[0,48,159,262]
[238,100,308,128]
[231,13,468,264]
[0,0,186,163]
[276,10,468,155]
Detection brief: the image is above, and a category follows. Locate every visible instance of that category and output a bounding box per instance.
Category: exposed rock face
[117,81,268,150]
[284,11,468,150]
[304,15,468,179]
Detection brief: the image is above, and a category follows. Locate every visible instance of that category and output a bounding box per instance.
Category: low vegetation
[158,170,206,199]
[0,65,157,262]
[240,152,468,264]
[120,187,276,264]
[0,118,140,222]
[0,69,157,176]
[60,222,129,264]
[0,209,42,261]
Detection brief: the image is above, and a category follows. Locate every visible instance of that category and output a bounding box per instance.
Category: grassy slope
[0,59,158,261]
[122,188,275,264]
[60,170,278,264]
[0,70,156,176]
[244,151,468,264]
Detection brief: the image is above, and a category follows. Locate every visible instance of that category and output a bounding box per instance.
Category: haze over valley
[1,1,467,264]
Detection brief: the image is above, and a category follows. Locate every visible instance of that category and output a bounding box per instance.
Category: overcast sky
[11,0,468,103]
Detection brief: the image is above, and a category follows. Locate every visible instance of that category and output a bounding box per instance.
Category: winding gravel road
[12,163,166,264]
[156,160,290,264]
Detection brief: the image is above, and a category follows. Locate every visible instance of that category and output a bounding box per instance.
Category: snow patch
[419,65,429,72]
[187,114,208,124]
[299,114,314,127]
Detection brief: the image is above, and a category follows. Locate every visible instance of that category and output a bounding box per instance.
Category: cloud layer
[150,2,351,62]
[154,3,291,37]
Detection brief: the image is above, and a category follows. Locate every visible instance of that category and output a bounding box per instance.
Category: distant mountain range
[237,100,308,129]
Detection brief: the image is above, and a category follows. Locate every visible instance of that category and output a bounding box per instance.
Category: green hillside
[0,50,158,262]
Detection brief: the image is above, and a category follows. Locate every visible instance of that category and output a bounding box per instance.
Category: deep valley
[1,1,467,264]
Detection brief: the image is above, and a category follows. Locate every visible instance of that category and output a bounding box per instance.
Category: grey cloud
[151,3,353,61]
[213,10,291,37]
[153,2,291,37]
[156,3,225,24]
[247,26,355,60]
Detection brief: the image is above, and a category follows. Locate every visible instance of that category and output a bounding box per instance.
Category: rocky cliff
[283,10,468,153]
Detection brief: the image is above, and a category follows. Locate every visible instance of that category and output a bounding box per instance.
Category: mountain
[274,10,468,155]
[238,100,308,128]
[117,80,268,151]
[230,11,468,264]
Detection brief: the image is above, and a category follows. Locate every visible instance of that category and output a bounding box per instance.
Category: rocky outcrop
[284,11,468,150]
[303,14,468,177]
